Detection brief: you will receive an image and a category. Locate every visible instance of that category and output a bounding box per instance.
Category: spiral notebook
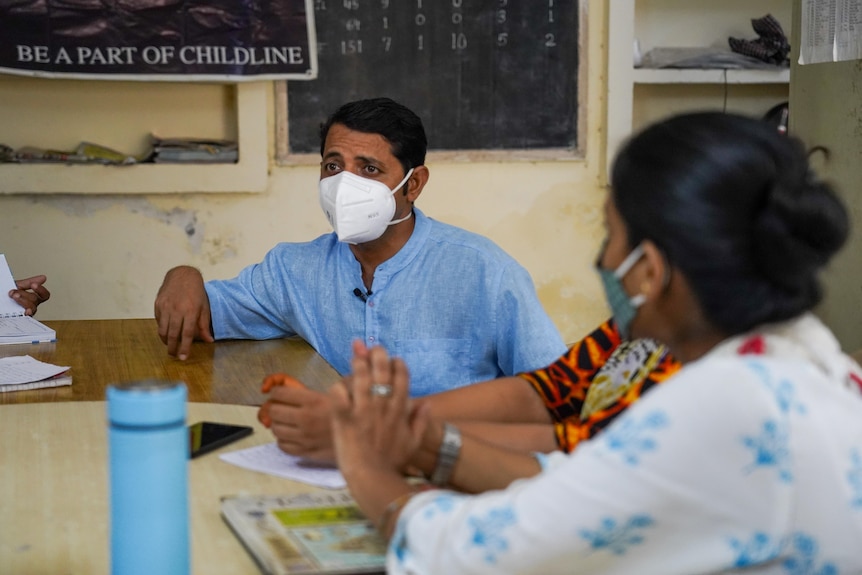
[0,254,56,345]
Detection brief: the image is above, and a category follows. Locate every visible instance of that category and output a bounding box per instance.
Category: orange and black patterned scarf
[519,319,682,453]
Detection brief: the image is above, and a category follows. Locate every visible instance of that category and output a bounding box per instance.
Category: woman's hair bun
[751,137,848,296]
[611,112,849,335]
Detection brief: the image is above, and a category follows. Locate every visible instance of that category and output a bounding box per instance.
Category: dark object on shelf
[729,14,790,67]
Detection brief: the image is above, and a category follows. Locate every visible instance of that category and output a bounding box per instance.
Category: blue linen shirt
[205,208,566,397]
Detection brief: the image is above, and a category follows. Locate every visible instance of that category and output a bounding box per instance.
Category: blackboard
[285,0,579,154]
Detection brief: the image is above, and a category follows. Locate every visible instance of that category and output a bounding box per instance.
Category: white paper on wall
[836,0,862,61]
[800,0,862,64]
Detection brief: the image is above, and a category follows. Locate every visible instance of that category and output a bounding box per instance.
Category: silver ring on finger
[369,383,394,398]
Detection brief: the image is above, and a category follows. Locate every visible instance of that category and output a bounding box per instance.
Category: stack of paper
[0,355,71,393]
[221,491,386,575]
[149,136,238,163]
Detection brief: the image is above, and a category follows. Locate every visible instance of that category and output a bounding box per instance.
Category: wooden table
[0,402,341,574]
[0,319,341,405]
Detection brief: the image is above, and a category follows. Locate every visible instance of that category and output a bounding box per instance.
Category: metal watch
[430,422,462,486]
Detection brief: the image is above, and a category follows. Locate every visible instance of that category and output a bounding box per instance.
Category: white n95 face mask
[318,168,414,244]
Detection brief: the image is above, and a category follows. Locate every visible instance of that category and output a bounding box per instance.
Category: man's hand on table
[154,265,214,361]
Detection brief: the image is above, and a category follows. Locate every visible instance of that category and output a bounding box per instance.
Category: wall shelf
[606,0,792,180]
[0,82,268,195]
[632,67,789,84]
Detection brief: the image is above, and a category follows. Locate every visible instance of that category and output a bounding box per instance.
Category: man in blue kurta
[154,97,565,398]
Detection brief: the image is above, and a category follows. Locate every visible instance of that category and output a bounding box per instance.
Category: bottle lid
[107,380,187,427]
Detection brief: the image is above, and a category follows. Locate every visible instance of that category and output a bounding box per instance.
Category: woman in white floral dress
[327,112,862,575]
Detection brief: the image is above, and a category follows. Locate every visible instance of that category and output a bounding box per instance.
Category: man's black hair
[319,97,427,175]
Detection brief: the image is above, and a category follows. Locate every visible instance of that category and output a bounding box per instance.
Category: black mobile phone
[189,421,254,459]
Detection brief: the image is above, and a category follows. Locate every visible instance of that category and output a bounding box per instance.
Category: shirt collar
[374,207,431,276]
[335,207,431,279]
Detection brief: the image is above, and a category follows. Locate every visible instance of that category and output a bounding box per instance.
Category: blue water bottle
[107,380,189,575]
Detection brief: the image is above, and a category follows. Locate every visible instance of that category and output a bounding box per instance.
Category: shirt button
[369,336,375,342]
[369,302,375,308]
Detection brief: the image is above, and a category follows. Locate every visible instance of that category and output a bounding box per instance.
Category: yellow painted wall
[0,4,610,344]
[789,5,862,352]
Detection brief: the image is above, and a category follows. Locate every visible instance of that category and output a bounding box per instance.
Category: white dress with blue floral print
[388,313,862,574]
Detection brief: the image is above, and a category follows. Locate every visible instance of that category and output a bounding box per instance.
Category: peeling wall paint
[28,195,205,252]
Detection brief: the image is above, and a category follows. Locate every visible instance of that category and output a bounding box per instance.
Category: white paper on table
[0,355,70,386]
[219,442,346,489]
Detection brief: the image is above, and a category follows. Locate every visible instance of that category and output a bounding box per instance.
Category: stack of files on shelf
[0,142,138,165]
[638,47,787,70]
[150,136,238,164]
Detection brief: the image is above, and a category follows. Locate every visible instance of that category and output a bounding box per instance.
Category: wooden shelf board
[632,67,790,84]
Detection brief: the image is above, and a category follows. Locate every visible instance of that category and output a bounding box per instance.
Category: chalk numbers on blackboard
[546,0,557,47]
[312,0,566,57]
[451,0,466,51]
[287,0,579,153]
[415,1,426,51]
[494,1,508,50]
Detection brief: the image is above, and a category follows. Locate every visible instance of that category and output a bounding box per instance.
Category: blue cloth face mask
[596,242,646,340]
